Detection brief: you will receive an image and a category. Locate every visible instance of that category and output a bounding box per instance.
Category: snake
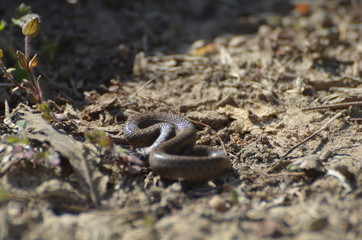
[123,112,230,182]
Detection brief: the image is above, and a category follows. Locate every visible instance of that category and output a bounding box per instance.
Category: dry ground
[0,0,362,239]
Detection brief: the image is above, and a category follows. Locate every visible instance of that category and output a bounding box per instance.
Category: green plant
[0,4,43,103]
[37,102,57,122]
[0,189,10,203]
[85,130,114,150]
[85,131,144,174]
[0,4,37,60]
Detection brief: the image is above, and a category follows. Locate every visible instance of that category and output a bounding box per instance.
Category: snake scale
[123,112,230,182]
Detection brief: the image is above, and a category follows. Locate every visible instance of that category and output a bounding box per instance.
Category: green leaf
[5,136,29,144]
[12,63,28,83]
[15,3,31,19]
[38,102,51,113]
[85,130,113,148]
[12,13,39,28]
[230,189,239,204]
[38,103,55,121]
[0,190,10,203]
[0,49,3,59]
[98,135,113,148]
[287,164,300,172]
[0,19,7,31]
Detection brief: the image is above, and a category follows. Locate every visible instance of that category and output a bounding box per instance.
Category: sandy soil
[0,0,362,239]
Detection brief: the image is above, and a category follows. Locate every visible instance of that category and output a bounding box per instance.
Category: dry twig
[282,111,344,159]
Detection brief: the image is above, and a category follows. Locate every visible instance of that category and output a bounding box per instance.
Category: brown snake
[123,112,230,182]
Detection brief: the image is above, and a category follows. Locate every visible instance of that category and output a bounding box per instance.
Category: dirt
[0,0,362,239]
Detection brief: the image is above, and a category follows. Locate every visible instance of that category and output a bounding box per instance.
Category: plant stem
[24,36,43,102]
[25,36,30,61]
[0,61,25,90]
[27,66,42,102]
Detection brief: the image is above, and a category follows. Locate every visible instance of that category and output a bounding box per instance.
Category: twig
[281,111,344,159]
[130,72,166,98]
[303,101,362,111]
[188,117,229,156]
[0,61,26,90]
[4,99,9,118]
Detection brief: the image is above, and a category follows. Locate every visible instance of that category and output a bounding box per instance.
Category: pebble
[209,195,228,212]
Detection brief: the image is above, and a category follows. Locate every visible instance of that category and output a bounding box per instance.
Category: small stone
[209,195,228,212]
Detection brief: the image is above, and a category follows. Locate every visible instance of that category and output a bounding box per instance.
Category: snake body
[123,112,230,182]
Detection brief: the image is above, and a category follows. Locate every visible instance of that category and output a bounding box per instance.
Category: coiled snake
[123,112,230,182]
